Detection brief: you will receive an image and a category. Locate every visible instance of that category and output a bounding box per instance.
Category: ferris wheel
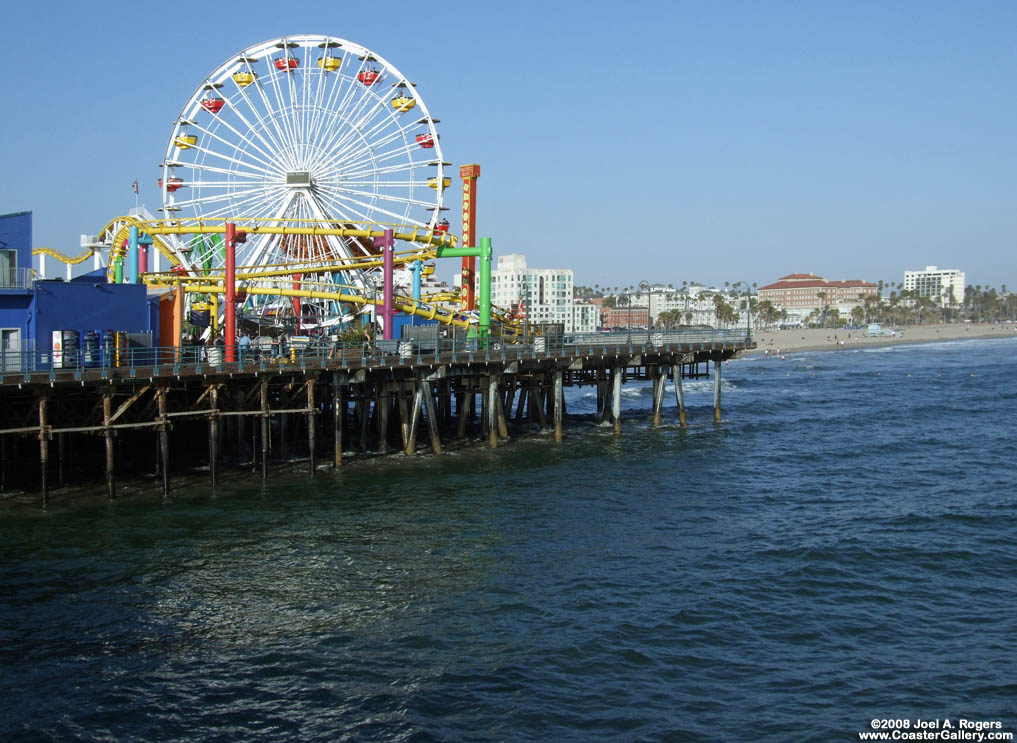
[158,34,449,326]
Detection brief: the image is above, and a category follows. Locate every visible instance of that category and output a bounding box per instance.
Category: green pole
[435,240,493,341]
[478,237,492,339]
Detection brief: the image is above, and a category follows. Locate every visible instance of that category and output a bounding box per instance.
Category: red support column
[375,229,396,339]
[224,222,237,362]
[459,164,480,311]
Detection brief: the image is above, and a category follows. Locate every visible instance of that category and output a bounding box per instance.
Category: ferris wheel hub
[286,171,313,187]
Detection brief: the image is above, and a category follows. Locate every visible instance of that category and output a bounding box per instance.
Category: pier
[0,329,752,506]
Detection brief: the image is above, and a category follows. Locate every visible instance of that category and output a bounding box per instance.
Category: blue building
[0,212,158,366]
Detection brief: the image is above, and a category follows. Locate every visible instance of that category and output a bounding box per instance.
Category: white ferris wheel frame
[158,34,446,305]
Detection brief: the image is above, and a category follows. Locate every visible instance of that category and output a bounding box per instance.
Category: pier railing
[0,328,753,383]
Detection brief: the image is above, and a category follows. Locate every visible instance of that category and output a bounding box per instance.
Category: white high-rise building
[490,254,577,330]
[904,266,965,307]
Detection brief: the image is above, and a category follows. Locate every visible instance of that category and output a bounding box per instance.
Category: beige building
[758,273,878,313]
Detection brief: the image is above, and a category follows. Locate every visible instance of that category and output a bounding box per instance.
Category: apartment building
[903,266,965,307]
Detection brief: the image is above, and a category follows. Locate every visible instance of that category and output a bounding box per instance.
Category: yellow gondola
[391,96,416,112]
[175,134,198,150]
[427,176,451,190]
[232,71,257,87]
[318,56,342,71]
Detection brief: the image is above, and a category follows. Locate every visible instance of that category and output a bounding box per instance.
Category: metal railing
[0,328,753,382]
[0,267,33,290]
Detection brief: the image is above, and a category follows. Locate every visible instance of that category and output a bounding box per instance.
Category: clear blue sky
[1,0,1014,290]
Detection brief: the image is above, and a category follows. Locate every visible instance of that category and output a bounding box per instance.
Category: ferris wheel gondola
[158,34,447,328]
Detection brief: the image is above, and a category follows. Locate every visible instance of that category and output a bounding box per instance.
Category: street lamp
[731,281,755,341]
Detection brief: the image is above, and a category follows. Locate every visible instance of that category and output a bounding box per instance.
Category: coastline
[743,322,1017,355]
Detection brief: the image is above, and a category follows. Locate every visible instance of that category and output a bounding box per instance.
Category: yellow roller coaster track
[181,282,472,330]
[31,247,96,265]
[97,214,458,281]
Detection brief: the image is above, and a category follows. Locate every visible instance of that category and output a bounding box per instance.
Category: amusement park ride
[36,35,517,346]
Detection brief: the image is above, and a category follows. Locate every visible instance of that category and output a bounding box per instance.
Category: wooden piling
[38,396,49,506]
[307,378,316,475]
[209,386,219,487]
[333,373,344,467]
[672,362,688,428]
[713,358,722,423]
[377,387,391,454]
[421,378,443,455]
[406,383,423,455]
[158,388,170,494]
[103,393,115,499]
[553,370,564,442]
[487,375,499,448]
[457,388,472,439]
[260,378,269,479]
[495,385,509,440]
[611,366,622,435]
[652,365,666,428]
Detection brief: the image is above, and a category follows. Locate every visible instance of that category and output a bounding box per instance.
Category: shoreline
[743,322,1017,355]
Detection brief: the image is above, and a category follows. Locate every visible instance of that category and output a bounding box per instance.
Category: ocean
[2,337,1016,742]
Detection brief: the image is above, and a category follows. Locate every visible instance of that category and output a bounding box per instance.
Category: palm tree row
[575,282,1017,328]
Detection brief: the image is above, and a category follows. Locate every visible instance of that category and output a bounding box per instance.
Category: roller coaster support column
[436,237,492,339]
[375,229,395,339]
[224,223,237,359]
[478,237,492,340]
[127,226,139,284]
[138,234,153,276]
[412,260,422,302]
[224,223,237,362]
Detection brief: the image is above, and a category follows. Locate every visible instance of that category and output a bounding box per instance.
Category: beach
[745,322,1017,355]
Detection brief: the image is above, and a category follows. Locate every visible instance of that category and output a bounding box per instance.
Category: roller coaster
[32,35,525,342]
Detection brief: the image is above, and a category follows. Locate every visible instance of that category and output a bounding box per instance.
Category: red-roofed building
[758,273,878,314]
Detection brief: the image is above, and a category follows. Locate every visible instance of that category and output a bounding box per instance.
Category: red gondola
[416,133,435,148]
[436,219,450,233]
[275,57,299,71]
[201,97,225,114]
[357,68,381,85]
[158,177,184,192]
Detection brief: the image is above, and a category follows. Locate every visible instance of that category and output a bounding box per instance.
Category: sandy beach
[745,322,1017,355]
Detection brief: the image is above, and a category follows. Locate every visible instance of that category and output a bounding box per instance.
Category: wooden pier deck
[0,330,753,505]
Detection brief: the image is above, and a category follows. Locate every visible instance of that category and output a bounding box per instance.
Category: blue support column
[127,225,139,284]
[412,260,422,302]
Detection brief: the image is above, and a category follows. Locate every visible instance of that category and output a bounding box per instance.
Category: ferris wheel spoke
[182,142,281,177]
[182,120,280,174]
[179,160,272,181]
[169,185,276,210]
[232,81,295,169]
[317,69,390,156]
[317,185,419,226]
[341,99,414,150]
[232,54,294,164]
[183,179,268,188]
[172,187,278,213]
[335,141,419,177]
[331,186,435,209]
[315,54,379,147]
[263,55,302,161]
[327,93,402,162]
[199,185,290,220]
[194,109,285,173]
[325,114,415,171]
[342,156,433,177]
[246,61,299,169]
[307,67,349,150]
